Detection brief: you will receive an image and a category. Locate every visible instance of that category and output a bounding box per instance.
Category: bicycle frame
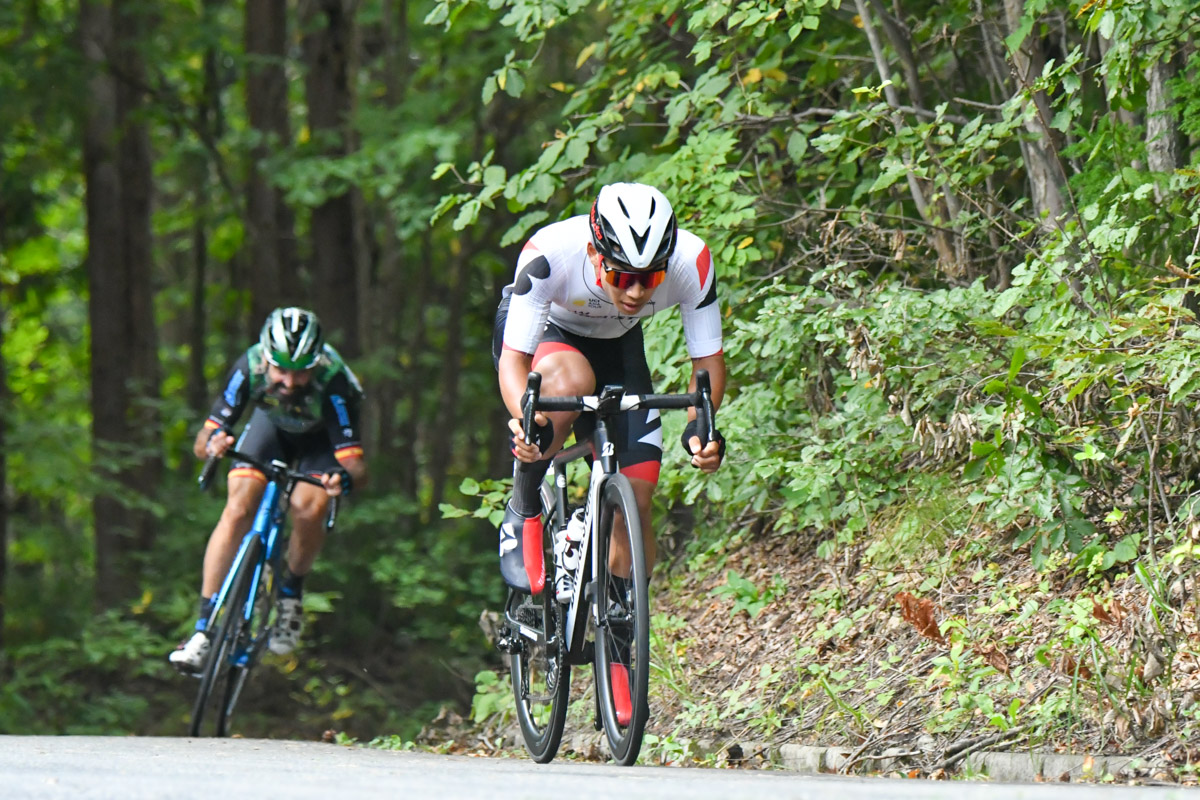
[197,450,334,662]
[206,474,288,662]
[506,369,716,764]
[544,387,701,657]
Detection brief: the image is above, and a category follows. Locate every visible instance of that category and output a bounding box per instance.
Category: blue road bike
[188,448,337,737]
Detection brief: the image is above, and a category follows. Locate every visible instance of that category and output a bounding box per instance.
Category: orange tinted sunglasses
[601,260,668,290]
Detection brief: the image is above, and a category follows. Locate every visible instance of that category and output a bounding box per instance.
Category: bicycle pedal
[495,631,523,655]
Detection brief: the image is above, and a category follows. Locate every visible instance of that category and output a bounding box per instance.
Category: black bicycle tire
[510,586,571,763]
[216,554,274,736]
[510,488,571,763]
[592,473,650,766]
[188,535,261,737]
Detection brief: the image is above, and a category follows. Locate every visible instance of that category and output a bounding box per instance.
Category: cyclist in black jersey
[169,307,368,672]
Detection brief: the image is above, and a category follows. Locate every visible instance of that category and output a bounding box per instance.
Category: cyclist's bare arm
[193,424,235,460]
[688,352,726,414]
[322,453,367,496]
[498,348,550,461]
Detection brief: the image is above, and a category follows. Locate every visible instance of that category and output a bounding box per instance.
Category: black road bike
[498,369,717,765]
[187,449,337,737]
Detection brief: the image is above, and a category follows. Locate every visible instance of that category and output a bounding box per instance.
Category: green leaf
[482,165,506,189]
[439,503,469,519]
[992,287,1024,317]
[1003,15,1033,54]
[1008,346,1026,383]
[786,131,809,163]
[1110,535,1138,563]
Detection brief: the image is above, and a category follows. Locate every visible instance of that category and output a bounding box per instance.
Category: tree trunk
[395,226,433,501]
[245,0,298,325]
[1000,0,1067,231]
[428,256,468,510]
[854,0,957,271]
[82,0,130,608]
[0,302,7,653]
[189,218,209,417]
[81,0,160,608]
[1145,53,1180,202]
[302,0,360,356]
[114,1,161,557]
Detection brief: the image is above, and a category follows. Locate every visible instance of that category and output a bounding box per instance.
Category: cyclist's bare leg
[607,476,655,579]
[285,482,330,576]
[531,349,594,455]
[201,474,267,596]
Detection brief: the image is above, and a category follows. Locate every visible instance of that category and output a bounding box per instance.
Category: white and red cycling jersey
[501,215,723,358]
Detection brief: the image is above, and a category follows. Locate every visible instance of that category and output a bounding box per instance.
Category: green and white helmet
[260,307,324,370]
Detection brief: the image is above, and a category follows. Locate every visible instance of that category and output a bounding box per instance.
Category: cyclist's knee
[536,352,594,397]
[220,483,262,527]
[290,490,327,525]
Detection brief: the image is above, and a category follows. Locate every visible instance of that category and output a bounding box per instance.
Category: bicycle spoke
[508,573,570,762]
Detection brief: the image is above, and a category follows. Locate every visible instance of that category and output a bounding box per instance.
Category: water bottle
[554,508,586,603]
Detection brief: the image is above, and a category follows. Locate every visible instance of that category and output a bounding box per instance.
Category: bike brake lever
[694,369,716,448]
[198,456,219,491]
[522,372,542,445]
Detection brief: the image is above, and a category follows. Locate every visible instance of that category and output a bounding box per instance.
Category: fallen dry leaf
[896,591,946,644]
[973,643,1011,676]
[1056,651,1093,681]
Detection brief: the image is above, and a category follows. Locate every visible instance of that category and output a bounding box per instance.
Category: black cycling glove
[333,467,353,496]
[512,417,555,456]
[680,419,727,463]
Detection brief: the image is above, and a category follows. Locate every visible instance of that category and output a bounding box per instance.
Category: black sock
[196,595,216,632]
[279,566,305,599]
[510,457,552,518]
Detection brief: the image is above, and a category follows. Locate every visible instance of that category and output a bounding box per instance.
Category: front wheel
[215,559,274,736]
[189,536,260,737]
[592,474,650,766]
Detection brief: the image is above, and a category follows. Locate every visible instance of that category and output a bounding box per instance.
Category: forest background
[4,0,1200,770]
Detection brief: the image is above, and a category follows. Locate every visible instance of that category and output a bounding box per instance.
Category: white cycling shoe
[268,598,304,655]
[168,631,211,673]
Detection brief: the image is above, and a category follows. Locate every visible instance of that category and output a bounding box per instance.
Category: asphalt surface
[0,736,1191,799]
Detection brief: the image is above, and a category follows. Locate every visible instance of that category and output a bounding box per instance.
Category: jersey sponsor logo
[224,370,246,406]
[330,394,351,427]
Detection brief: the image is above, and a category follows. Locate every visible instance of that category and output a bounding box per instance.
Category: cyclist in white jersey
[492,182,728,598]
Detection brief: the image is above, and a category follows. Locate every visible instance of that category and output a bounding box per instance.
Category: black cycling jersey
[204,342,364,464]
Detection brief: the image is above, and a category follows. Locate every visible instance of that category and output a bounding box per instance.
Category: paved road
[0,736,1190,800]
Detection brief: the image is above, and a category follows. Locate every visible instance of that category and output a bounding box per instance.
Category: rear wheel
[509,585,570,763]
[592,474,649,766]
[189,536,261,737]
